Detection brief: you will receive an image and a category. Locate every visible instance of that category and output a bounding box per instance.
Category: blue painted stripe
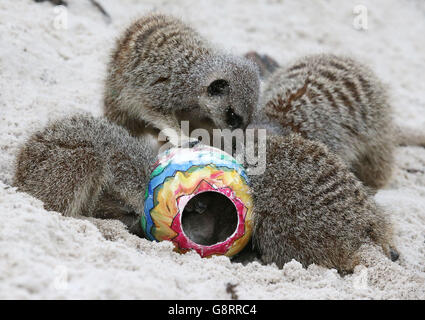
[142,151,249,241]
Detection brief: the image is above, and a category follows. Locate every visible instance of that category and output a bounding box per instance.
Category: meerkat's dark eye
[208,79,230,96]
[226,107,243,129]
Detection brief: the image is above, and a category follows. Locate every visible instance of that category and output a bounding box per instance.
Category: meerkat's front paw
[181,137,201,149]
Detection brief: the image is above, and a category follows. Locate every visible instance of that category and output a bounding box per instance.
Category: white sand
[0,0,424,299]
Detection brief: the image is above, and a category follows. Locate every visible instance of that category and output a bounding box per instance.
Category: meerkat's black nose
[226,107,243,130]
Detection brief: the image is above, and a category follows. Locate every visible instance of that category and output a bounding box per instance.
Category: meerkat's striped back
[251,134,398,273]
[261,54,395,190]
[105,14,212,116]
[111,14,210,79]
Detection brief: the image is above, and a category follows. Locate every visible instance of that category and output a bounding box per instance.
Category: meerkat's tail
[395,123,425,147]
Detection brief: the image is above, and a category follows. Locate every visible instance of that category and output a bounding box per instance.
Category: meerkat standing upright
[104,13,260,152]
[250,54,395,190]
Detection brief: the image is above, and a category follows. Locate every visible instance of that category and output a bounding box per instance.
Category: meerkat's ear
[207,79,230,96]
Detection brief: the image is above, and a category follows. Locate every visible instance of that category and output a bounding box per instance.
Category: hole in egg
[181,191,238,246]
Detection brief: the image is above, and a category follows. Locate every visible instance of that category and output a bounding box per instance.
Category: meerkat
[248,53,395,190]
[104,13,260,152]
[249,133,399,273]
[13,114,157,236]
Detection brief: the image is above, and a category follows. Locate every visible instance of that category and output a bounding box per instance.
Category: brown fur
[104,13,260,150]
[252,54,395,191]
[13,114,156,235]
[250,134,398,273]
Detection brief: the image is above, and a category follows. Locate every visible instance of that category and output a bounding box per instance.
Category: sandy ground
[0,0,424,299]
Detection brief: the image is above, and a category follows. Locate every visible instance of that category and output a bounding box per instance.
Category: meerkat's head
[194,54,260,131]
